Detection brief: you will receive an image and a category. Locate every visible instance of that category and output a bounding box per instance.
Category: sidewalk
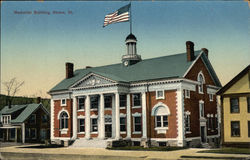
[0,144,249,160]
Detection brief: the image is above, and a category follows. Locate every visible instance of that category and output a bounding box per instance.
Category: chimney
[66,62,74,79]
[37,97,41,104]
[186,41,195,62]
[201,48,209,58]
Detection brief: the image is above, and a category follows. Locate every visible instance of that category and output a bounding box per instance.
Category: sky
[1,1,250,98]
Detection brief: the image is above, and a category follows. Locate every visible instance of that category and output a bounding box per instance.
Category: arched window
[151,103,170,134]
[198,72,205,93]
[60,112,68,129]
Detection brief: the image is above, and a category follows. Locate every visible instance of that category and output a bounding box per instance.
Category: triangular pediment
[71,73,117,89]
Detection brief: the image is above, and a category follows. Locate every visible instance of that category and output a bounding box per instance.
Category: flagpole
[130,2,132,34]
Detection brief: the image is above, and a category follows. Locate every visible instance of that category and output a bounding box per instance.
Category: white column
[177,87,185,147]
[50,99,54,140]
[98,94,105,139]
[115,92,120,139]
[72,96,77,140]
[22,123,25,143]
[6,128,9,141]
[142,92,147,138]
[112,95,116,138]
[85,95,91,139]
[126,94,131,139]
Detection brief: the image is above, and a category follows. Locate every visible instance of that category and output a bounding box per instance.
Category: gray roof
[0,103,49,123]
[49,50,221,93]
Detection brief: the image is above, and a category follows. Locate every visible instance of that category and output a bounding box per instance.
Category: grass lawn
[108,146,187,151]
[198,147,250,155]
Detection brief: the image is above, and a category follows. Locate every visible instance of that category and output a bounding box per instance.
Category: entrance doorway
[105,124,112,138]
[200,126,206,143]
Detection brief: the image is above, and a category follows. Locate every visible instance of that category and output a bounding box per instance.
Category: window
[61,99,66,106]
[199,101,205,118]
[156,90,164,99]
[133,93,141,107]
[40,129,46,140]
[215,114,218,129]
[10,128,15,139]
[91,96,99,109]
[78,119,85,133]
[230,98,239,113]
[210,114,214,130]
[119,95,127,108]
[209,94,213,101]
[2,115,11,125]
[134,116,141,132]
[78,97,85,110]
[247,97,250,113]
[91,118,98,132]
[60,112,68,129]
[185,90,190,98]
[185,112,191,132]
[28,114,36,124]
[30,128,36,139]
[104,96,112,108]
[42,115,48,123]
[198,73,205,93]
[248,121,250,137]
[25,128,30,139]
[155,115,168,128]
[120,117,126,132]
[231,121,240,137]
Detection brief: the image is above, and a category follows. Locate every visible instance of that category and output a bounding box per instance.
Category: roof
[0,103,49,123]
[217,65,250,95]
[126,33,137,41]
[49,50,221,93]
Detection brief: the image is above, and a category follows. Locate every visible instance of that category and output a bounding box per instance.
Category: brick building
[49,34,221,147]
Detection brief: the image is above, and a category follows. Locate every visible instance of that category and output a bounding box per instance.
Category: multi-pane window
[61,99,66,106]
[78,119,85,132]
[247,97,250,113]
[60,112,68,129]
[199,102,205,118]
[28,114,36,124]
[2,115,11,124]
[155,115,168,128]
[185,113,191,132]
[120,117,126,132]
[134,116,142,132]
[78,97,85,110]
[91,96,99,109]
[119,95,127,108]
[185,90,190,98]
[133,93,141,107]
[91,118,98,132]
[230,98,239,113]
[231,121,240,137]
[156,90,164,99]
[104,96,112,108]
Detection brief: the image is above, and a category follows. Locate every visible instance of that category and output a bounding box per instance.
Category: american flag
[103,4,130,27]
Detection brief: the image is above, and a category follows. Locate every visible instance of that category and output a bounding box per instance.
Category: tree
[3,78,24,107]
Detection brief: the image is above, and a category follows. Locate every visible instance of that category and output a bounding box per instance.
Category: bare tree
[3,78,24,108]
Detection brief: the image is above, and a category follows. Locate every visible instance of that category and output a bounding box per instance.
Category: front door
[200,126,206,143]
[105,124,112,138]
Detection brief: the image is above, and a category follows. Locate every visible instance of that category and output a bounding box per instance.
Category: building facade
[0,102,50,143]
[217,65,250,147]
[49,34,221,147]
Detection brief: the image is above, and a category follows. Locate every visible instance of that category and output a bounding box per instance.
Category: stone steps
[70,138,107,148]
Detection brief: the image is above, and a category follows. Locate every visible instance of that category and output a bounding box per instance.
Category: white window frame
[78,97,85,111]
[2,115,11,125]
[156,90,165,100]
[91,117,98,133]
[209,94,213,101]
[185,90,190,99]
[185,111,191,133]
[132,93,141,108]
[120,115,126,134]
[61,99,67,106]
[59,111,69,134]
[78,118,85,133]
[155,115,168,129]
[199,100,205,118]
[132,114,142,134]
[197,71,205,94]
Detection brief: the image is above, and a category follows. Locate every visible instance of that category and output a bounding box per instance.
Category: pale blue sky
[1,1,250,97]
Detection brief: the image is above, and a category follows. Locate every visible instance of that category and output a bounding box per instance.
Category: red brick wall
[53,99,72,138]
[146,90,178,138]
[184,57,218,138]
